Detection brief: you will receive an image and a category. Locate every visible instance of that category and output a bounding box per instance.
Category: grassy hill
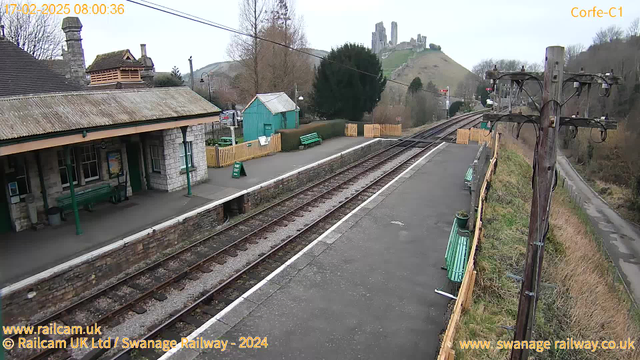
[382,48,474,92]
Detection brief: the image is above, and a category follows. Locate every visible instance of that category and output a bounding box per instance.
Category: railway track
[4,111,484,360]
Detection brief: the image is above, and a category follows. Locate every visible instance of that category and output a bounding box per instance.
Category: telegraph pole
[509,46,564,360]
[483,46,619,360]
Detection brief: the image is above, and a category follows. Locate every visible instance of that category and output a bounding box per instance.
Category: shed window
[80,145,100,181]
[150,145,163,173]
[57,150,78,187]
[179,142,193,170]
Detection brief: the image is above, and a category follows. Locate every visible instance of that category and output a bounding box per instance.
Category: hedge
[278,120,346,151]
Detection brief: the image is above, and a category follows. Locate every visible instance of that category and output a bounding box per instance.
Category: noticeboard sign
[232,161,247,178]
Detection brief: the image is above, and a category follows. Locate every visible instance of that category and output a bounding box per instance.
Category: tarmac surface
[165,143,480,360]
[557,155,640,306]
[0,137,371,287]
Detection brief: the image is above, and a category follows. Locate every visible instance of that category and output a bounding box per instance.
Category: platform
[0,137,372,287]
[165,143,479,360]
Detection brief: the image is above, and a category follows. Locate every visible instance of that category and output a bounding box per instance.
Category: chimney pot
[141,44,147,57]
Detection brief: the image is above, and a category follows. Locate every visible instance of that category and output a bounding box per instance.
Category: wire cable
[126,0,444,96]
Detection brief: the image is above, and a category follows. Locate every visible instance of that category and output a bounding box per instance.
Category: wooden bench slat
[56,184,114,212]
[300,132,322,146]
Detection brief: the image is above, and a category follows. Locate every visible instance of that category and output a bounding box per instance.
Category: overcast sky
[73,0,638,73]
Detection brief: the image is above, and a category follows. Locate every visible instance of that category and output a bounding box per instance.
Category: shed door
[264,124,273,137]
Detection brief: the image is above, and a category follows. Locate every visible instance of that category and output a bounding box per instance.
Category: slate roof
[86,50,144,72]
[0,87,221,141]
[40,59,69,77]
[244,92,298,115]
[0,39,82,97]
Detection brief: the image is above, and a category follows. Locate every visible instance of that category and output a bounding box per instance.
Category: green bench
[464,167,473,188]
[300,133,322,147]
[444,219,471,283]
[218,137,233,147]
[56,184,115,217]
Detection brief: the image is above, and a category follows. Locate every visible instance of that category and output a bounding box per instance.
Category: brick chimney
[61,17,87,86]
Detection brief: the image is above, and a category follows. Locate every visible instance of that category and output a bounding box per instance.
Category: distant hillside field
[381,49,414,77]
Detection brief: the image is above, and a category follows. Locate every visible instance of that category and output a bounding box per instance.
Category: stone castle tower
[61,17,87,86]
[391,22,398,47]
[371,22,388,54]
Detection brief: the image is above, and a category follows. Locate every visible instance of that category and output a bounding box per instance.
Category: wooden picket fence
[364,124,402,138]
[345,123,358,137]
[456,128,491,145]
[469,128,491,144]
[206,133,281,168]
[437,133,500,360]
[456,129,470,144]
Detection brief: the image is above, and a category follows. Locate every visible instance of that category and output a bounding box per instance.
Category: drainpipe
[64,146,82,235]
[180,126,192,197]
[35,150,49,210]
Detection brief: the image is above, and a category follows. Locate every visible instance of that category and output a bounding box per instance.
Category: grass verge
[453,140,640,360]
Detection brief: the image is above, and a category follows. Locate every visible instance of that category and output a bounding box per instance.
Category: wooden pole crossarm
[482,113,618,130]
[564,72,622,86]
[485,71,621,86]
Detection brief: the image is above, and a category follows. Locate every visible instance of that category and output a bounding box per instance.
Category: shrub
[278,120,346,151]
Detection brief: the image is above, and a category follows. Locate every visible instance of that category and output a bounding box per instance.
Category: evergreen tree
[408,77,423,94]
[170,66,183,80]
[312,43,386,121]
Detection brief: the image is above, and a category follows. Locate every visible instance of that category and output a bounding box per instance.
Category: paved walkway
[557,155,640,306]
[167,143,479,360]
[0,137,371,287]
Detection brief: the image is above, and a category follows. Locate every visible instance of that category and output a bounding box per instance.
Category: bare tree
[0,0,64,59]
[593,25,624,44]
[260,0,311,98]
[227,0,267,97]
[564,44,585,68]
[472,59,494,79]
[524,61,543,73]
[627,18,640,38]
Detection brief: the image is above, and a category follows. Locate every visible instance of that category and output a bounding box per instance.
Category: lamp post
[200,72,211,103]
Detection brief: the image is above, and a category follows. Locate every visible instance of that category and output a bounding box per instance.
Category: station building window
[80,145,100,181]
[179,142,193,169]
[57,150,78,187]
[150,145,163,173]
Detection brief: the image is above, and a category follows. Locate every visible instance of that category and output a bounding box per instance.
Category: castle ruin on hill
[371,21,427,55]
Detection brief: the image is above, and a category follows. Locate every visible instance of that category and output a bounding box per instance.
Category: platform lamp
[200,72,212,103]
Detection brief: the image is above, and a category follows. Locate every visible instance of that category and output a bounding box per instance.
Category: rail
[108,112,486,360]
[4,111,485,360]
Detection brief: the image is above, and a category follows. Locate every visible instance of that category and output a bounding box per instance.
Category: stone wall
[1,203,224,325]
[163,125,208,192]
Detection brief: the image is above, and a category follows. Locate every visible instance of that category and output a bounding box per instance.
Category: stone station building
[0,88,220,233]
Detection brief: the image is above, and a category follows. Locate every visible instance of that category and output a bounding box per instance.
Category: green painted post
[35,150,49,210]
[65,146,82,235]
[181,126,192,196]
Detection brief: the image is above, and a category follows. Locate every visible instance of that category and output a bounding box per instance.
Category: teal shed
[242,92,299,141]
